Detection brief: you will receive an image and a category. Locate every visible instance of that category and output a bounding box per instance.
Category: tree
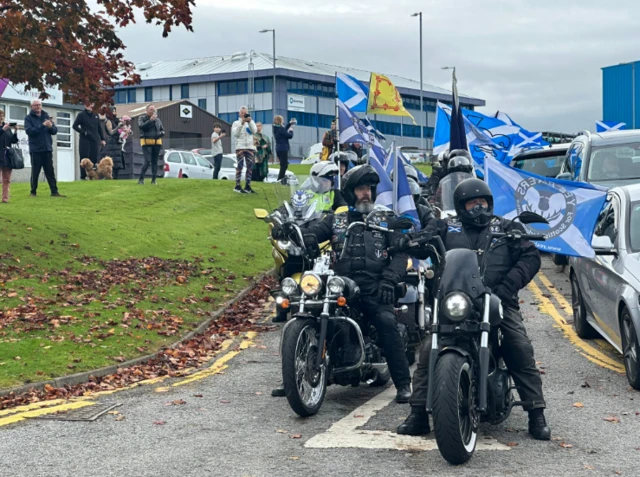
[0,0,195,103]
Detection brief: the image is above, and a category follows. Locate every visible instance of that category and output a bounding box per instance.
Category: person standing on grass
[73,101,105,179]
[274,115,295,182]
[137,104,165,185]
[0,109,18,203]
[231,106,257,194]
[24,99,64,197]
[253,122,272,182]
[211,123,225,179]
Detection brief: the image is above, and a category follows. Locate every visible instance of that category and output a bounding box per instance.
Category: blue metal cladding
[602,62,640,128]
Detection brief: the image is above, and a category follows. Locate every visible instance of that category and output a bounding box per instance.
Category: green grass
[0,179,277,389]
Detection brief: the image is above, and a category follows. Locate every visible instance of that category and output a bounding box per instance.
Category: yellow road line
[0,401,96,427]
[537,272,573,313]
[529,279,625,374]
[0,399,67,417]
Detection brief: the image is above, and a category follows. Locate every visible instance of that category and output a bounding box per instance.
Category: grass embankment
[0,179,276,389]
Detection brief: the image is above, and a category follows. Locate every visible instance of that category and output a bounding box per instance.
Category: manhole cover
[33,403,121,421]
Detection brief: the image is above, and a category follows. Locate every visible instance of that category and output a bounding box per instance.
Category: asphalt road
[1,258,639,477]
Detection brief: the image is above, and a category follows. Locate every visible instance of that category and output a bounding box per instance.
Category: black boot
[271,384,285,397]
[528,409,551,440]
[397,406,431,435]
[395,384,412,403]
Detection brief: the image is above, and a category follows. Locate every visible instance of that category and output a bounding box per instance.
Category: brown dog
[80,158,98,180]
[97,156,114,180]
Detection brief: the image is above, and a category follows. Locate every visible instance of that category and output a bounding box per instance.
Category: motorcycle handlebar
[491,232,546,242]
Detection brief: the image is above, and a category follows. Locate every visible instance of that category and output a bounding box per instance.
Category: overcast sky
[117,0,640,133]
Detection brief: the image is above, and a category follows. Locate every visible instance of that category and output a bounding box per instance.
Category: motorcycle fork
[314,297,331,372]
[425,298,439,412]
[417,275,426,330]
[477,293,491,413]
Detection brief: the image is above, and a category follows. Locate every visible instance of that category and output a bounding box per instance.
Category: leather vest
[444,217,514,289]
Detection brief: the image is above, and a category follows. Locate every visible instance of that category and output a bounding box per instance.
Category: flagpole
[335,72,341,190]
[392,144,398,214]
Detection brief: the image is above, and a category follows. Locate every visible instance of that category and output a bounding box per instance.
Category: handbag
[6,146,24,170]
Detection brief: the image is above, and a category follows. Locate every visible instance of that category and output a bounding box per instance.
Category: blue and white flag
[336,73,369,113]
[384,141,397,177]
[484,156,607,258]
[361,117,386,141]
[392,150,421,229]
[450,70,468,151]
[596,120,627,133]
[338,99,373,145]
[369,140,388,166]
[370,152,394,208]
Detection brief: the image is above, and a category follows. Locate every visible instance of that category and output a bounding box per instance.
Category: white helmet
[311,161,339,178]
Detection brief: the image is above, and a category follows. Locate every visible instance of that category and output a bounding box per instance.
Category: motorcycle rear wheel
[432,353,478,465]
[282,319,327,417]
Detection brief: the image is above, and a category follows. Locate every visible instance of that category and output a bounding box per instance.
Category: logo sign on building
[0,79,62,106]
[287,94,305,112]
[180,105,193,119]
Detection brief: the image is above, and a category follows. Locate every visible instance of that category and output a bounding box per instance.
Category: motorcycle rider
[390,163,435,228]
[307,161,347,212]
[425,149,474,198]
[396,178,551,440]
[272,165,413,402]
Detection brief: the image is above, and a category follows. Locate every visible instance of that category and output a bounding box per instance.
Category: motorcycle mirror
[516,211,549,225]
[254,208,269,220]
[302,233,321,258]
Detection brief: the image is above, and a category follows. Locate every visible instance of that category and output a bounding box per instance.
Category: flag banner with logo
[336,73,369,113]
[366,73,416,124]
[337,99,374,145]
[484,156,607,258]
[596,120,627,133]
[361,116,386,141]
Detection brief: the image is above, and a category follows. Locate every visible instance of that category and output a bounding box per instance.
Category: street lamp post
[411,12,424,152]
[259,29,277,157]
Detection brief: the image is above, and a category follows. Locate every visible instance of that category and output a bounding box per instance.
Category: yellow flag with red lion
[366,73,416,125]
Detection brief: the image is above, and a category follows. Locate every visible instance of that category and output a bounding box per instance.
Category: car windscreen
[630,201,640,252]
[587,144,640,182]
[512,153,565,177]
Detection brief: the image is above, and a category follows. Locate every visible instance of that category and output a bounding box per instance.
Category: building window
[8,104,27,123]
[423,126,435,138]
[403,124,421,138]
[318,114,334,129]
[181,84,190,99]
[198,98,207,110]
[56,112,72,148]
[114,90,127,104]
[169,86,173,101]
[253,110,273,124]
[145,87,153,102]
[217,80,248,96]
[127,89,137,103]
[254,78,273,93]
[286,111,316,127]
[370,120,401,136]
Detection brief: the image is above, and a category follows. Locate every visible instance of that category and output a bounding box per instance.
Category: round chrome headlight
[443,292,472,322]
[300,273,322,296]
[327,277,345,295]
[281,277,298,296]
[276,240,290,251]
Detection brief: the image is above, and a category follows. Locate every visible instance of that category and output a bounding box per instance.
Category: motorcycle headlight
[281,277,298,296]
[443,292,472,322]
[327,277,345,295]
[277,240,290,251]
[300,273,322,296]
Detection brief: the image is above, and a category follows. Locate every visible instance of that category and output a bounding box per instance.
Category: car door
[195,155,214,179]
[179,152,198,178]
[586,195,624,347]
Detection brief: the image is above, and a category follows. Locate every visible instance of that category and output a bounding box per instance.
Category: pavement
[1,257,639,477]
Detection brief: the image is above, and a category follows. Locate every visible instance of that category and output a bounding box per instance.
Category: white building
[114,52,485,158]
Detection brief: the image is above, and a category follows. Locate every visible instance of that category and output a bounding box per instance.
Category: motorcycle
[419,211,548,465]
[274,208,412,417]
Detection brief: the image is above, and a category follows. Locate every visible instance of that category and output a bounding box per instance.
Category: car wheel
[571,273,598,339]
[621,309,640,390]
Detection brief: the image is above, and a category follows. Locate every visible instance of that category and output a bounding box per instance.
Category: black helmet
[453,178,494,227]
[449,149,472,161]
[341,164,379,207]
[447,155,474,174]
[390,164,419,184]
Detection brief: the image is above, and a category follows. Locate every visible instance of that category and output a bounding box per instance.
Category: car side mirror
[592,235,617,256]
[556,172,572,181]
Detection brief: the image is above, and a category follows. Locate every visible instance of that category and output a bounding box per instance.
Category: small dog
[97,156,114,180]
[80,158,99,180]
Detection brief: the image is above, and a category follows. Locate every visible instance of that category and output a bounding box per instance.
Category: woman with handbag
[0,110,19,203]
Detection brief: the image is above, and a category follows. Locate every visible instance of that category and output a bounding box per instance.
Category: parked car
[569,183,640,389]
[557,130,640,188]
[217,153,297,184]
[192,148,213,163]
[300,143,323,164]
[163,149,215,179]
[510,144,571,178]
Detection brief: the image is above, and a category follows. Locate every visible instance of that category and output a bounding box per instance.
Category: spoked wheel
[432,353,478,465]
[571,274,598,339]
[621,309,640,390]
[281,319,327,417]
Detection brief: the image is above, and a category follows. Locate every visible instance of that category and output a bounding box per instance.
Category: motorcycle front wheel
[432,353,478,465]
[282,318,327,417]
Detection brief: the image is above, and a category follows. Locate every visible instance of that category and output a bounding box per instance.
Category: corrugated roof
[134,52,482,102]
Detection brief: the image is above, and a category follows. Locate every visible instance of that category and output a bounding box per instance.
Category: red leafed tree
[0,0,195,103]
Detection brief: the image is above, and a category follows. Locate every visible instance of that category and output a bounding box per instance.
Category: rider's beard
[355,200,374,214]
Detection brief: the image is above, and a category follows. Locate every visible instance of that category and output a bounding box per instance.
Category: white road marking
[305,386,511,452]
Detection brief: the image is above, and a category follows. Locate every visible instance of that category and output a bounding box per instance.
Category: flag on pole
[361,117,386,141]
[337,99,374,145]
[370,153,394,209]
[366,73,416,124]
[596,120,627,132]
[484,156,607,258]
[336,73,369,113]
[449,69,468,151]
[392,146,420,229]
[384,141,397,177]
[369,140,388,166]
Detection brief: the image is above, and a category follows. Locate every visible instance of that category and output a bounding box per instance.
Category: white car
[163,149,215,179]
[301,143,323,164]
[218,154,297,183]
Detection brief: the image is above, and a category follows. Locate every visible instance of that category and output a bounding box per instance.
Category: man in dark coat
[73,101,105,179]
[137,104,165,185]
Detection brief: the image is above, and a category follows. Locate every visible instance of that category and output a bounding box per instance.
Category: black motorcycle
[415,211,548,465]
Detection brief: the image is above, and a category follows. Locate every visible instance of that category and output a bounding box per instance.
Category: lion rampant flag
[366,73,416,124]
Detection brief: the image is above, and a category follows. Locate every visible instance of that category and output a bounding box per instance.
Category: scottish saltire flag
[384,141,397,177]
[337,100,373,145]
[596,120,627,132]
[484,157,607,258]
[450,70,468,151]
[336,73,369,113]
[361,117,386,141]
[369,140,388,166]
[392,150,421,229]
[399,150,429,182]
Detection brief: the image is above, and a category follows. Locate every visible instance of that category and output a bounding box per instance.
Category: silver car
[569,184,640,389]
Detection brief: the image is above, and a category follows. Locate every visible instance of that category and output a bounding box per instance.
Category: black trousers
[30,152,58,195]
[409,305,545,411]
[277,150,288,181]
[139,145,161,181]
[359,295,411,388]
[79,138,99,180]
[213,153,223,179]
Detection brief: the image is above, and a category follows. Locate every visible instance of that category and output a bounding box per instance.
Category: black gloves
[271,224,286,240]
[494,278,517,303]
[378,280,395,305]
